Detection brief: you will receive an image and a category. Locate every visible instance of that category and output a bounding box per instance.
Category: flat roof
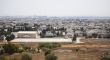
[11,38,72,42]
[18,31,37,34]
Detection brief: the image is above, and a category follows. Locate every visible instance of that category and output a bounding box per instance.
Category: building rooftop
[18,31,37,34]
[11,38,72,42]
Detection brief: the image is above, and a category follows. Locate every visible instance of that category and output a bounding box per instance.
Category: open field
[0,38,110,60]
[53,39,110,60]
[53,47,110,60]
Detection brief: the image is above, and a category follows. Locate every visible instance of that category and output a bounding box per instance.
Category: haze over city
[0,0,110,60]
[0,0,110,16]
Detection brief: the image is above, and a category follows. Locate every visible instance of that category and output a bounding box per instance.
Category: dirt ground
[53,46,110,60]
[0,38,110,60]
[53,38,110,60]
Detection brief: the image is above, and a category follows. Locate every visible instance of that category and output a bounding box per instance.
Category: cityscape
[0,0,110,60]
[0,16,110,60]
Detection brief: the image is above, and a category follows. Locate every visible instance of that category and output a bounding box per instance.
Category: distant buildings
[17,31,38,38]
[0,16,110,40]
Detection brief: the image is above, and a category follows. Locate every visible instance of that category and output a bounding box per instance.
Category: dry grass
[0,38,110,60]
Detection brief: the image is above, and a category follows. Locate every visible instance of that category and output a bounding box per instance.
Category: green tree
[5,34,15,43]
[72,34,77,42]
[10,34,15,40]
[92,33,98,38]
[3,43,19,54]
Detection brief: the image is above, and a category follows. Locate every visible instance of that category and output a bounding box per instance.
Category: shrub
[18,48,24,53]
[92,33,98,38]
[23,46,31,51]
[21,53,32,60]
[101,57,110,60]
[42,48,51,56]
[101,52,110,60]
[10,57,18,60]
[38,43,60,49]
[0,55,7,60]
[3,43,19,54]
[45,54,57,60]
[0,47,5,55]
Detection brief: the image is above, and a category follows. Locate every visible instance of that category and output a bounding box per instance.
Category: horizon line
[0,15,110,17]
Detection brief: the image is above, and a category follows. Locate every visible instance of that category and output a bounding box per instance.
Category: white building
[17,31,38,38]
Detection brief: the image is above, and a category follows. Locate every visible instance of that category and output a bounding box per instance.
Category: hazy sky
[0,0,110,16]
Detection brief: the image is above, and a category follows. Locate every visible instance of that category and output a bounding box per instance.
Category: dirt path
[61,44,110,48]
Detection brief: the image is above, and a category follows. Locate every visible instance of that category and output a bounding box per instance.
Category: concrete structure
[11,38,72,42]
[75,37,84,43]
[17,31,38,38]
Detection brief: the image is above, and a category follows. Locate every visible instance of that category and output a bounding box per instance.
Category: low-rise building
[17,31,38,38]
